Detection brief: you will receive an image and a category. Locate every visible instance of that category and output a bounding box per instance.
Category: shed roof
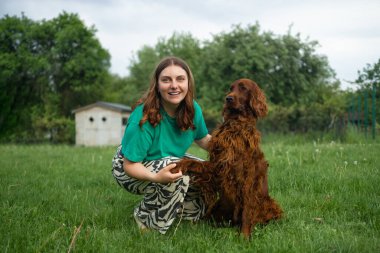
[72,101,132,114]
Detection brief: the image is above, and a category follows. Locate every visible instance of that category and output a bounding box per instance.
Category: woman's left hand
[195,134,212,150]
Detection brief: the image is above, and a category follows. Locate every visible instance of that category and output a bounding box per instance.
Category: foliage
[0,14,48,139]
[31,115,75,144]
[260,89,347,134]
[42,12,110,116]
[354,58,380,124]
[1,142,379,252]
[101,74,140,107]
[196,25,339,127]
[0,13,110,142]
[356,58,380,89]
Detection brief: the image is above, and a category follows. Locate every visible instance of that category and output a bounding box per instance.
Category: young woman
[112,56,211,234]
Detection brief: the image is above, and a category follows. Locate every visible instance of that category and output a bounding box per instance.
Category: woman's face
[158,65,189,110]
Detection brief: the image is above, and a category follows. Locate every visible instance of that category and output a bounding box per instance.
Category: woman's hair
[134,56,196,131]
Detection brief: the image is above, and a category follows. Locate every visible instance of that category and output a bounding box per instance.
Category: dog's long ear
[250,81,268,118]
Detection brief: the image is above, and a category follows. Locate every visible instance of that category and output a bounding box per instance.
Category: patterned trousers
[112,145,206,234]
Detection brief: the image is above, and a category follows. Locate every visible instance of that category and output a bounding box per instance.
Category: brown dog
[173,78,282,238]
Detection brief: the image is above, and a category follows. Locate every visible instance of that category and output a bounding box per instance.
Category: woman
[112,56,211,234]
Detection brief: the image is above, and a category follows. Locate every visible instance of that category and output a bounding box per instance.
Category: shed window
[122,117,128,126]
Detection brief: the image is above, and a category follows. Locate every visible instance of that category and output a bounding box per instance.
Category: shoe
[134,213,149,232]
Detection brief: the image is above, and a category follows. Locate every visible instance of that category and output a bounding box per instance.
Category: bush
[32,116,75,144]
[260,103,345,134]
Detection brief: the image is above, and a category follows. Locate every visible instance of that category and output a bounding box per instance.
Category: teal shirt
[121,101,208,162]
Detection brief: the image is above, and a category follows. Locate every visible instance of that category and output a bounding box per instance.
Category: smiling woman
[111,56,211,234]
[158,65,189,116]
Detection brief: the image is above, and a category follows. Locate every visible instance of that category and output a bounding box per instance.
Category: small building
[72,101,132,146]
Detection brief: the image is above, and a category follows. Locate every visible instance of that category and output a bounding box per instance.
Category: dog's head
[223,78,268,120]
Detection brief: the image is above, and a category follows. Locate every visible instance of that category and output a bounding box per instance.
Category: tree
[356,58,380,89]
[43,12,110,116]
[355,59,380,126]
[0,13,110,142]
[102,74,140,107]
[195,24,339,127]
[127,45,160,103]
[198,24,337,107]
[0,14,48,139]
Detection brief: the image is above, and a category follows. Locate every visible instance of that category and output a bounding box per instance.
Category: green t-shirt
[121,101,208,162]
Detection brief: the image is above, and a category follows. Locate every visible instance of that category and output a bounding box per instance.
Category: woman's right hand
[153,163,183,184]
[123,159,183,184]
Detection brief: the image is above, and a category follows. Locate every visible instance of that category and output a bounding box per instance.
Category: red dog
[174,78,282,238]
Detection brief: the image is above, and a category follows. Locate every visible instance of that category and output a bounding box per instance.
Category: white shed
[72,101,132,146]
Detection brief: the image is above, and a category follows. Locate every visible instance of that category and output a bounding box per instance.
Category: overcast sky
[1,0,380,89]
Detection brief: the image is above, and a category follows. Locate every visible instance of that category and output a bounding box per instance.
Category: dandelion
[312,149,321,162]
[339,146,344,158]
[286,151,291,166]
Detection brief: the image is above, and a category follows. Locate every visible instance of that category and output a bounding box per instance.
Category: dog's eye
[239,84,247,91]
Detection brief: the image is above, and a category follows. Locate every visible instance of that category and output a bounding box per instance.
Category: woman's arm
[123,158,182,184]
[195,134,211,150]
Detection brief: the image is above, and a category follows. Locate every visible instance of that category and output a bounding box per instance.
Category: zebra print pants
[112,145,206,234]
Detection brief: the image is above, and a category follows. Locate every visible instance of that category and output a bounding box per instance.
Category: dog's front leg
[262,173,268,196]
[240,182,255,239]
[241,207,252,239]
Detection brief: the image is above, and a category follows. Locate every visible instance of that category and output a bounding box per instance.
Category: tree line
[0,12,378,143]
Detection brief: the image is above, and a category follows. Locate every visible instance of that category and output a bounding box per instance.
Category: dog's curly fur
[173,78,283,238]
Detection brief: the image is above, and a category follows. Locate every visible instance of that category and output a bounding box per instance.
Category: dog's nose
[226,96,233,102]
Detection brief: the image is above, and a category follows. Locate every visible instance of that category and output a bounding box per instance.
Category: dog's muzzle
[226,96,234,103]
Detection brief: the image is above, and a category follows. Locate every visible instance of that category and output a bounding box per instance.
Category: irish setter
[173,78,282,238]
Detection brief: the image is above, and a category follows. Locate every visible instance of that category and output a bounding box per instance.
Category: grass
[0,136,379,252]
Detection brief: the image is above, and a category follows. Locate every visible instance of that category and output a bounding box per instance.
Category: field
[1,137,379,252]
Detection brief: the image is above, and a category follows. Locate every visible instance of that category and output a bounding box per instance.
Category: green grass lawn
[1,138,379,252]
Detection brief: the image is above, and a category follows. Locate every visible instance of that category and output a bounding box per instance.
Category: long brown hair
[134,56,196,131]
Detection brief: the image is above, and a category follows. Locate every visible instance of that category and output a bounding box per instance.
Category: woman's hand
[123,158,182,184]
[153,163,183,184]
[195,134,212,150]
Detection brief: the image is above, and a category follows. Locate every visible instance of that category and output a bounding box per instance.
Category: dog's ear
[249,81,268,118]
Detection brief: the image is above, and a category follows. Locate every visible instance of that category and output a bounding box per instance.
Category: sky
[1,0,380,89]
